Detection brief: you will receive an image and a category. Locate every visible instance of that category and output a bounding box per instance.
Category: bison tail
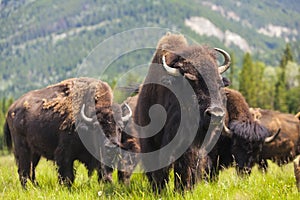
[4,120,12,151]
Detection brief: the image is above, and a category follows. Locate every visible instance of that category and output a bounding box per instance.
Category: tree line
[0,43,299,152]
[236,44,299,113]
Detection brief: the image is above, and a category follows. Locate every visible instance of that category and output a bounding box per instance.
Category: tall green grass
[0,154,299,200]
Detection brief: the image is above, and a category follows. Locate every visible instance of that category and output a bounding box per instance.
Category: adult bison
[250,108,300,171]
[135,32,231,192]
[4,77,131,188]
[201,88,279,180]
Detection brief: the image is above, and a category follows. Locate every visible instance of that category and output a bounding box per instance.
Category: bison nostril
[205,107,225,120]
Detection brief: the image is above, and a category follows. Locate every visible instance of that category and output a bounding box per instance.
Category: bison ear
[162,51,182,76]
[162,51,181,67]
[222,77,231,87]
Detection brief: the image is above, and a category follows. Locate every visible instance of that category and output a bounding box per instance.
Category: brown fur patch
[151,33,188,65]
[23,101,30,109]
[42,77,113,130]
[225,88,253,122]
[249,107,262,121]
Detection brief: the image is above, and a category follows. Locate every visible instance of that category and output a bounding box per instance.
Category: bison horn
[222,121,232,138]
[121,103,132,122]
[295,112,300,120]
[162,55,181,76]
[80,104,94,123]
[264,128,281,143]
[214,48,231,74]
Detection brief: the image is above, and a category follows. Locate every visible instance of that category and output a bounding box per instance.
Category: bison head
[160,46,231,144]
[229,121,280,175]
[80,103,132,147]
[79,103,132,166]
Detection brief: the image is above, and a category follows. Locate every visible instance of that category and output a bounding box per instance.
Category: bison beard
[4,77,131,188]
[200,88,280,180]
[135,33,230,192]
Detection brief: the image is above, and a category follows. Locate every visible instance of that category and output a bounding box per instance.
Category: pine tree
[239,53,255,106]
[274,44,293,112]
[228,52,236,89]
[253,61,266,108]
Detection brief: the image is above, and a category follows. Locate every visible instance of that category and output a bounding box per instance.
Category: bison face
[232,136,263,175]
[78,105,122,166]
[161,46,230,138]
[80,103,132,147]
[229,121,280,176]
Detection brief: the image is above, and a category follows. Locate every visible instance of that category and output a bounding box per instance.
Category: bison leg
[98,165,113,183]
[146,167,170,193]
[30,153,41,185]
[118,170,131,185]
[14,136,31,188]
[205,155,219,182]
[258,159,268,173]
[55,147,75,187]
[174,156,193,191]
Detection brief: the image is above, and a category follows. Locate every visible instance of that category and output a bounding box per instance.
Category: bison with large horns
[135,32,231,192]
[4,77,132,188]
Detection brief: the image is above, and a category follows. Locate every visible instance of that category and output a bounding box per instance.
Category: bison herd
[4,33,300,192]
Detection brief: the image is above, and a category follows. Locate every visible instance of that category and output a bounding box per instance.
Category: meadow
[0,154,299,200]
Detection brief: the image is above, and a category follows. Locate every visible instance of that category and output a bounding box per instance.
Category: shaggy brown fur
[225,88,254,123]
[250,108,300,170]
[143,32,188,83]
[42,77,112,130]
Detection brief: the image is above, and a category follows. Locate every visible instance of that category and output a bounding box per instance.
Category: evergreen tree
[239,53,255,107]
[253,61,266,108]
[286,62,300,113]
[260,66,277,110]
[274,44,293,112]
[228,52,237,89]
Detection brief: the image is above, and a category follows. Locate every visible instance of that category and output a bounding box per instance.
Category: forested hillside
[0,0,299,101]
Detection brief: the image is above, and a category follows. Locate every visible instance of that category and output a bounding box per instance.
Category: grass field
[0,154,299,200]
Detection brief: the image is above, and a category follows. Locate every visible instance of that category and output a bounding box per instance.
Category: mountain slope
[0,0,299,98]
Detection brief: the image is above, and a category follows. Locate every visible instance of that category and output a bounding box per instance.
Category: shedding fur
[42,77,113,130]
[249,107,262,121]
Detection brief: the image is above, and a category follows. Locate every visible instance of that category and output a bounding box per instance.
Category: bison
[135,32,231,192]
[4,77,131,188]
[201,88,279,180]
[249,108,300,171]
